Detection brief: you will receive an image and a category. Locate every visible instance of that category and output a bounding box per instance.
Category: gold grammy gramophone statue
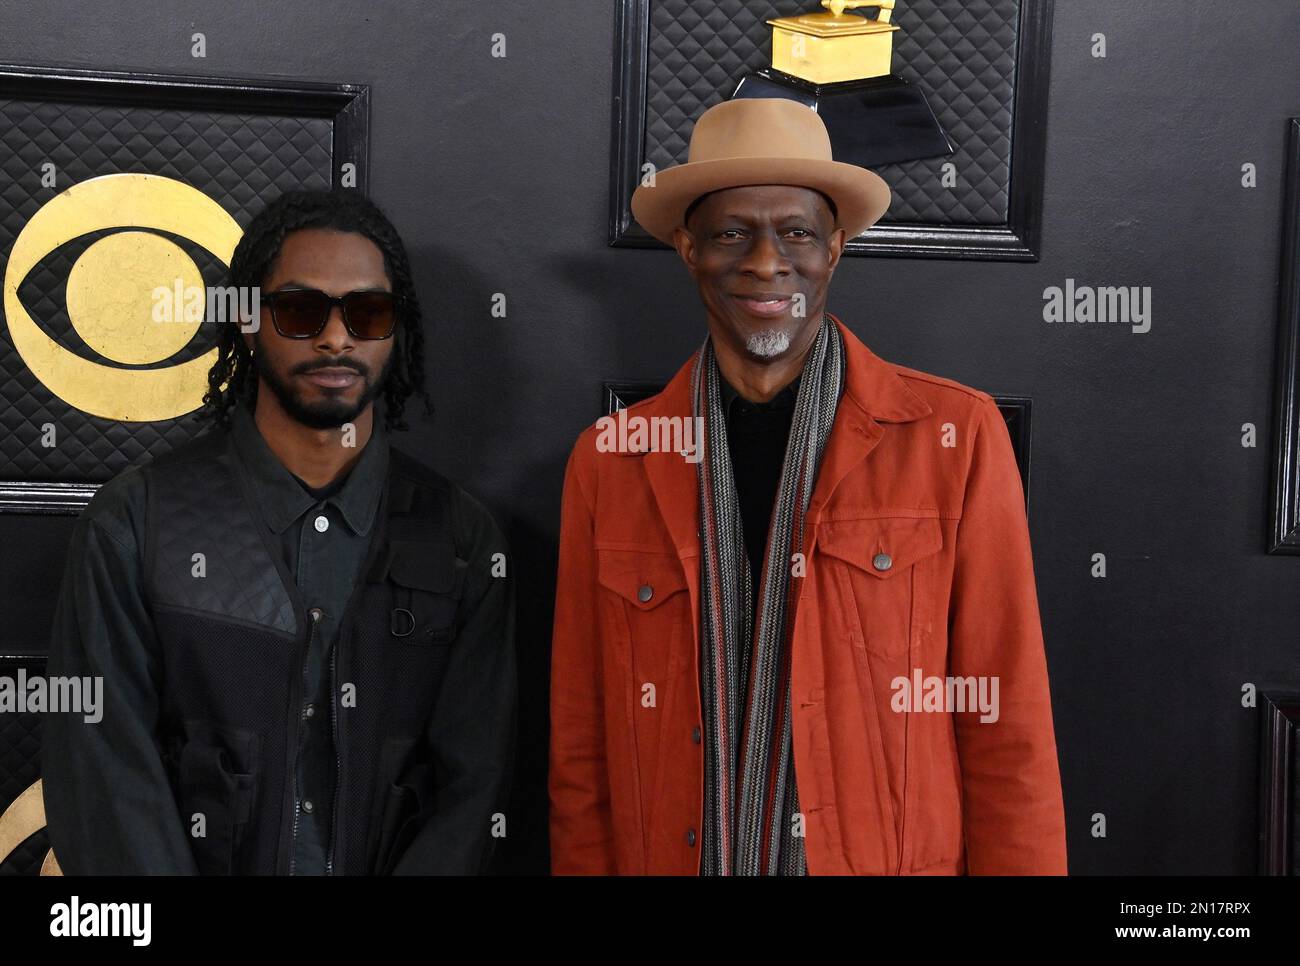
[770,0,900,84]
[732,0,951,168]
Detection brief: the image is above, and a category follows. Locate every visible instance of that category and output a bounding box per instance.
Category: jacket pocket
[175,720,260,875]
[595,546,689,856]
[370,734,436,874]
[817,515,943,658]
[596,547,689,689]
[384,539,466,647]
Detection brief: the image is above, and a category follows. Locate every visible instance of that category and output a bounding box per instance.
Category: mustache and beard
[251,345,395,430]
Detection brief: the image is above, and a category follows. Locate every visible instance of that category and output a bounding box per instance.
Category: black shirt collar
[228,402,389,537]
[718,371,801,419]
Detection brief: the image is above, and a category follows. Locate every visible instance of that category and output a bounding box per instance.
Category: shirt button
[304,704,315,719]
[686,828,697,847]
[637,584,653,603]
[309,607,323,623]
[692,726,701,744]
[314,515,329,533]
[302,800,314,814]
[872,552,893,572]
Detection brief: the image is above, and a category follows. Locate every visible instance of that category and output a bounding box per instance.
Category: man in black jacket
[42,190,516,875]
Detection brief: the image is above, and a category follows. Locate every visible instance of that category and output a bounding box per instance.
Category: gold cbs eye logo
[2,173,242,422]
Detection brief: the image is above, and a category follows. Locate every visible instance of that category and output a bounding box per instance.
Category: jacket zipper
[326,632,340,875]
[288,607,319,876]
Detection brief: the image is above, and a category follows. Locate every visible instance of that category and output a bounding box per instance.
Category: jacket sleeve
[548,441,618,874]
[41,478,200,874]
[947,396,1068,874]
[391,490,517,875]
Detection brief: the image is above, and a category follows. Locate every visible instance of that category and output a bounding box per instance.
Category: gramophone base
[730,68,953,168]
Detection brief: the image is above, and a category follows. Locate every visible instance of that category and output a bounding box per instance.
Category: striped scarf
[694,315,844,876]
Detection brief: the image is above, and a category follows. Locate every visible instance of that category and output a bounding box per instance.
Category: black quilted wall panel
[0,657,46,876]
[644,0,1020,224]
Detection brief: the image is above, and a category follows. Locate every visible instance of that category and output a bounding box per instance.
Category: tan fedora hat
[630,97,892,245]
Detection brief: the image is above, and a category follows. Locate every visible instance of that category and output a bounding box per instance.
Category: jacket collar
[227,400,389,537]
[631,313,932,558]
[626,313,931,432]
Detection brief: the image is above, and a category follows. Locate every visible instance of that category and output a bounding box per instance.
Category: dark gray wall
[2,0,1298,875]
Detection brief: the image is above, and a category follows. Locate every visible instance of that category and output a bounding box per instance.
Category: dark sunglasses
[261,288,401,340]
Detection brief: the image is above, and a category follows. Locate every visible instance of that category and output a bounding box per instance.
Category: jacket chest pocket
[817,516,943,659]
[382,539,466,648]
[596,547,689,690]
[352,540,467,732]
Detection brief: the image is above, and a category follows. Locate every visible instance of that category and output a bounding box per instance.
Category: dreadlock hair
[196,189,433,432]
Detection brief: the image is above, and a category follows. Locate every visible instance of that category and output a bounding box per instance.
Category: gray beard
[745,328,792,359]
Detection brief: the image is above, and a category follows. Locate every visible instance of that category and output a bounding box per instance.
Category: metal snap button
[314,514,329,533]
[309,607,323,623]
[637,584,653,603]
[302,800,314,814]
[692,726,701,745]
[686,828,697,847]
[872,552,893,572]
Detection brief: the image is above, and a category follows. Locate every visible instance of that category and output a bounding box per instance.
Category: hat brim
[630,156,892,245]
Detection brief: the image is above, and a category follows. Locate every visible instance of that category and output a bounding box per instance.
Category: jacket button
[692,726,701,744]
[304,704,315,719]
[302,800,314,814]
[314,514,329,533]
[686,828,697,847]
[309,607,323,623]
[872,552,893,571]
[637,584,653,603]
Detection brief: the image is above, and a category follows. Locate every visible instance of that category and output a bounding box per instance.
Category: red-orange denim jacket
[550,315,1067,875]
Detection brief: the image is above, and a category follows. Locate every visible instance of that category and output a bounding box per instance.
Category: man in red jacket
[549,98,1067,875]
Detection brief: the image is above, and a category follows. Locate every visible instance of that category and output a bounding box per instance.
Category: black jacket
[42,408,516,874]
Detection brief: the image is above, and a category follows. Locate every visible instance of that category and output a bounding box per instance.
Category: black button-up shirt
[718,374,800,607]
[227,403,389,874]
